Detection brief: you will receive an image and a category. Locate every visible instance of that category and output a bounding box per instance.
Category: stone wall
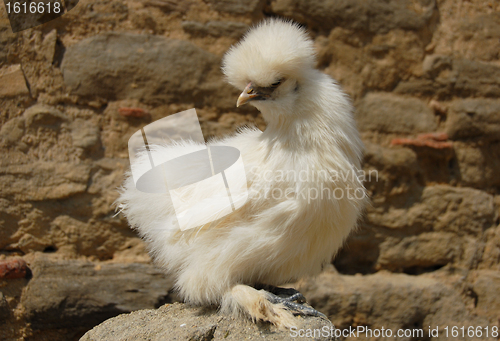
[0,0,499,340]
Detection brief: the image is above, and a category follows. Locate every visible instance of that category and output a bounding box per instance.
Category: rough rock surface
[18,255,175,340]
[80,303,337,341]
[445,99,500,141]
[298,267,499,341]
[270,0,438,34]
[0,64,30,97]
[355,93,438,134]
[0,0,499,340]
[61,33,230,106]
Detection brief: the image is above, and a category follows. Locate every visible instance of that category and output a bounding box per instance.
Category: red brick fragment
[118,107,150,118]
[391,132,452,149]
[0,258,28,279]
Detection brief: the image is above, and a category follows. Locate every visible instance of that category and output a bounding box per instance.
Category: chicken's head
[222,19,317,113]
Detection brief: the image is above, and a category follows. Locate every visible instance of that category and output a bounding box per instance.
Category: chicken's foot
[266,292,328,319]
[254,284,327,319]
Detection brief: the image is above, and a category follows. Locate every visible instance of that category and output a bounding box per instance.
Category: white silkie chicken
[118,19,366,328]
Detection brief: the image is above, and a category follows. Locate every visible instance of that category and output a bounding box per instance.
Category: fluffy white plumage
[118,19,366,328]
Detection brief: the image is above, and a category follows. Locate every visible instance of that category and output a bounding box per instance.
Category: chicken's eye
[271,79,283,87]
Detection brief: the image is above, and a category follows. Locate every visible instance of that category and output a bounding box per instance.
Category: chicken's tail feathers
[221,284,297,329]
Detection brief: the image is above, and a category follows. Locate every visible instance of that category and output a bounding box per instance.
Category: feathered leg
[222,284,297,329]
[221,284,327,329]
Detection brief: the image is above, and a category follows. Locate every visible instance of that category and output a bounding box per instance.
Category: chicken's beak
[237,82,259,107]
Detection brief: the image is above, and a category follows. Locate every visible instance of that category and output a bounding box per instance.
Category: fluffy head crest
[222,19,316,90]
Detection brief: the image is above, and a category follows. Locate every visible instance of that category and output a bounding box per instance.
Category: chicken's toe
[265,292,328,319]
